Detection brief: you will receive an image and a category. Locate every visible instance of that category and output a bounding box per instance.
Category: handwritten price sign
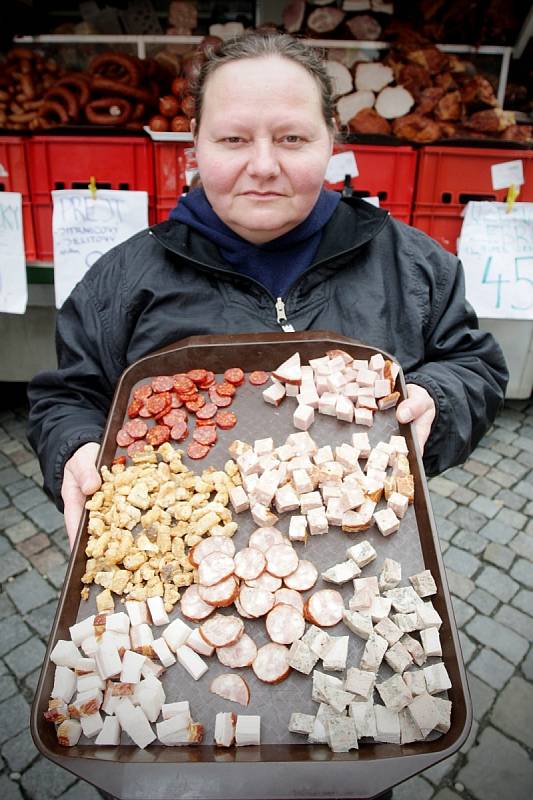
[52,190,148,309]
[0,192,27,314]
[458,202,533,321]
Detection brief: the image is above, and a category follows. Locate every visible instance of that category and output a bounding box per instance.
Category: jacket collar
[149,196,389,272]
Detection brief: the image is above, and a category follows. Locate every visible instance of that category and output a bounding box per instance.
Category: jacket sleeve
[27,249,127,510]
[404,243,508,476]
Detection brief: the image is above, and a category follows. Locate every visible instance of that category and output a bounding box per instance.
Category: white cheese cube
[343,609,373,640]
[235,715,260,746]
[351,432,371,458]
[374,618,403,647]
[370,596,392,623]
[255,468,281,506]
[74,657,96,674]
[325,497,345,526]
[288,640,319,674]
[366,448,389,472]
[357,368,378,387]
[291,468,313,495]
[307,506,328,536]
[416,601,443,630]
[322,484,342,502]
[263,382,286,407]
[374,706,401,744]
[289,712,315,735]
[349,700,377,739]
[318,391,338,416]
[349,587,374,611]
[346,539,376,567]
[163,618,193,652]
[423,662,452,695]
[274,483,300,514]
[335,395,354,422]
[399,708,424,744]
[432,697,452,733]
[403,669,427,696]
[407,692,440,737]
[369,353,385,375]
[81,712,104,738]
[242,473,259,495]
[288,515,307,543]
[393,613,419,633]
[214,711,236,747]
[229,485,250,514]
[409,569,438,598]
[298,380,320,409]
[51,666,77,703]
[315,375,329,395]
[386,587,424,614]
[151,637,177,667]
[318,461,344,484]
[401,634,427,667]
[162,701,191,721]
[50,640,81,669]
[326,371,347,393]
[115,698,156,749]
[286,382,299,397]
[360,633,388,672]
[95,715,120,746]
[376,674,413,712]
[94,643,122,681]
[345,668,375,701]
[389,434,408,454]
[309,355,330,369]
[354,407,374,427]
[322,560,361,584]
[125,600,149,627]
[56,719,82,747]
[322,636,349,672]
[373,508,400,536]
[339,485,365,510]
[322,684,354,713]
[120,650,146,684]
[420,627,442,658]
[353,576,379,596]
[343,382,359,401]
[237,450,261,478]
[130,624,154,649]
[134,676,165,723]
[69,616,96,646]
[293,404,315,431]
[156,711,190,744]
[311,671,344,704]
[303,626,331,658]
[176,645,208,681]
[378,558,402,592]
[76,673,105,694]
[384,641,414,674]
[374,378,392,398]
[141,658,165,680]
[326,717,359,752]
[387,491,409,520]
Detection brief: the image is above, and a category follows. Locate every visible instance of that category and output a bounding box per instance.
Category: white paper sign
[491,160,524,191]
[0,192,27,315]
[326,151,359,184]
[52,189,149,309]
[458,201,533,320]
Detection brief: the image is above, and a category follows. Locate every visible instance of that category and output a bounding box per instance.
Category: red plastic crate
[412,146,533,253]
[153,141,189,223]
[324,144,417,223]
[0,136,36,260]
[26,136,155,261]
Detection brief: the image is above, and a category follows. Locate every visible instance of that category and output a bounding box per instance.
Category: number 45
[482,256,533,312]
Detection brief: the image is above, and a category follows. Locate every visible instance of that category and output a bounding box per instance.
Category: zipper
[275,297,295,333]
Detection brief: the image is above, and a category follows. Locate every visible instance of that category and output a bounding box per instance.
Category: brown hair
[191,32,335,132]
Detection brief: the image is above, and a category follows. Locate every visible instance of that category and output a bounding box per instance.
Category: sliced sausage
[180,584,215,621]
[198,575,239,607]
[187,441,210,459]
[265,543,299,578]
[283,560,319,592]
[116,428,134,448]
[192,426,217,446]
[198,552,235,587]
[200,614,244,648]
[215,411,237,430]
[238,586,275,618]
[304,589,344,627]
[196,402,218,420]
[245,572,283,592]
[274,588,304,613]
[216,633,257,668]
[190,536,236,567]
[248,527,285,553]
[266,603,305,645]
[223,368,244,386]
[151,375,175,393]
[252,643,291,684]
[146,424,170,446]
[124,419,148,440]
[233,548,266,581]
[234,595,254,619]
[210,674,249,706]
[248,371,270,385]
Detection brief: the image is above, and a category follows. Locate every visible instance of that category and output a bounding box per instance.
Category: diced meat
[348,107,391,135]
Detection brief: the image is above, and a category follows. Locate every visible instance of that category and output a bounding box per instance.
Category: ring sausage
[85,96,132,126]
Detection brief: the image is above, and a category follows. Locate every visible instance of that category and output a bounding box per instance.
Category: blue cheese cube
[349,699,377,739]
[374,706,401,744]
[322,636,349,671]
[343,609,373,640]
[406,692,440,737]
[288,640,319,675]
[384,641,413,674]
[424,662,452,695]
[289,713,315,735]
[376,674,413,712]
[345,668,375,701]
[326,716,359,752]
[360,633,388,672]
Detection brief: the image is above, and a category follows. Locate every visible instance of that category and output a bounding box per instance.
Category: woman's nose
[246,139,281,178]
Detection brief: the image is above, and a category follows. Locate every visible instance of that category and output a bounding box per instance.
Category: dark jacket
[27,198,508,508]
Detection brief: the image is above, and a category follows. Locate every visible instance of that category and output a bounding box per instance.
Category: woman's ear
[190,118,197,141]
[329,117,337,152]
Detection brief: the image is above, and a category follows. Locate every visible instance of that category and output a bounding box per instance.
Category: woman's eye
[282,135,303,144]
[224,136,244,144]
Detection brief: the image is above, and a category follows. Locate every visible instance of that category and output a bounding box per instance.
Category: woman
[27,32,507,546]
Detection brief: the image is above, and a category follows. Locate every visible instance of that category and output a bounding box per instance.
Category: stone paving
[0,390,532,800]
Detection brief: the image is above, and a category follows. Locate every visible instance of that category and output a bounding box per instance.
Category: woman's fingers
[61,442,101,549]
[396,384,436,454]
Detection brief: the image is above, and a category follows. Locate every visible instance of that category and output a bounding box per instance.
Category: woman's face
[193,56,334,244]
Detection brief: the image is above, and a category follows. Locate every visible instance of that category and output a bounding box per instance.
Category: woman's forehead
[203,55,321,106]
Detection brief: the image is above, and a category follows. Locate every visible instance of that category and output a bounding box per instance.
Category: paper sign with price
[457,202,533,321]
[0,192,27,315]
[52,189,148,309]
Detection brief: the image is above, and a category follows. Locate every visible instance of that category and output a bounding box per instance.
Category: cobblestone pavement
[0,389,532,800]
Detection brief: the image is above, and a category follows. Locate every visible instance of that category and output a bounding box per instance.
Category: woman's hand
[61,442,101,549]
[396,384,436,454]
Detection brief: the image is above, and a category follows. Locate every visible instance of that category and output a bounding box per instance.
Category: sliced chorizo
[248,527,285,553]
[274,588,304,613]
[189,536,236,567]
[198,575,239,607]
